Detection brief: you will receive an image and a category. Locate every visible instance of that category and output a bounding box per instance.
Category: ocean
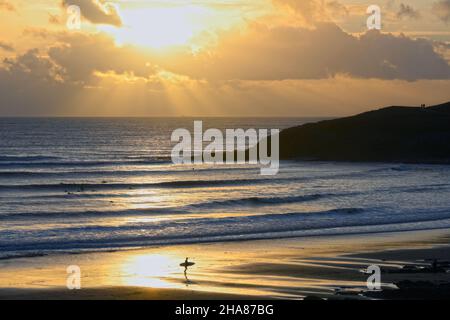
[1,118,450,259]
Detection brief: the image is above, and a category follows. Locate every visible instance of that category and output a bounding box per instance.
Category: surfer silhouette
[180,257,195,287]
[184,257,189,273]
[181,257,195,271]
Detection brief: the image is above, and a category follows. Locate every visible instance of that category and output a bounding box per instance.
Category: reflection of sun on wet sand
[2,229,450,300]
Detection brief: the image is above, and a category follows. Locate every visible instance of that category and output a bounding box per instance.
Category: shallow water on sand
[1,230,449,299]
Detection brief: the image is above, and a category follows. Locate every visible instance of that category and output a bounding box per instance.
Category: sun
[101,5,208,49]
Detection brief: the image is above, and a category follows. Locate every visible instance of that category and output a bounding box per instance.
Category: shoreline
[3,224,450,262]
[2,228,450,300]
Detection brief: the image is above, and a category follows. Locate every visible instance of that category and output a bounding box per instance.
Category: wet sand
[1,229,450,300]
[0,287,255,300]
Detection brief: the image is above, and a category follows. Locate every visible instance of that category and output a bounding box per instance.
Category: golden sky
[0,0,450,116]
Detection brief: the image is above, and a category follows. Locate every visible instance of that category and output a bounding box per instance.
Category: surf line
[171,121,280,175]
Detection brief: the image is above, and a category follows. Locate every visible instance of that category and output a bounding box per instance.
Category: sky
[0,0,449,117]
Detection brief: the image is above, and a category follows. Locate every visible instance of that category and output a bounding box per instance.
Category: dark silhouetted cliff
[278,101,450,163]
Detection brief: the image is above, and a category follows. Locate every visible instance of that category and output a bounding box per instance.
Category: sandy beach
[2,229,450,300]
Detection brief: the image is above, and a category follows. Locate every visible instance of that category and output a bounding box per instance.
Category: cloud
[0,0,15,12]
[386,0,397,10]
[0,48,77,115]
[173,23,450,81]
[49,13,62,25]
[0,41,14,52]
[433,0,450,23]
[1,52,450,116]
[272,0,350,23]
[326,1,349,18]
[397,3,420,20]
[47,33,157,84]
[0,12,449,116]
[0,29,449,117]
[15,22,443,85]
[0,31,170,115]
[2,49,64,83]
[272,0,321,23]
[62,0,122,26]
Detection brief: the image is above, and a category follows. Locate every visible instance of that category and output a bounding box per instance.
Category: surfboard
[180,262,195,267]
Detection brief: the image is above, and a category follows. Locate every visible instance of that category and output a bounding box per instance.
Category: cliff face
[279,102,450,163]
